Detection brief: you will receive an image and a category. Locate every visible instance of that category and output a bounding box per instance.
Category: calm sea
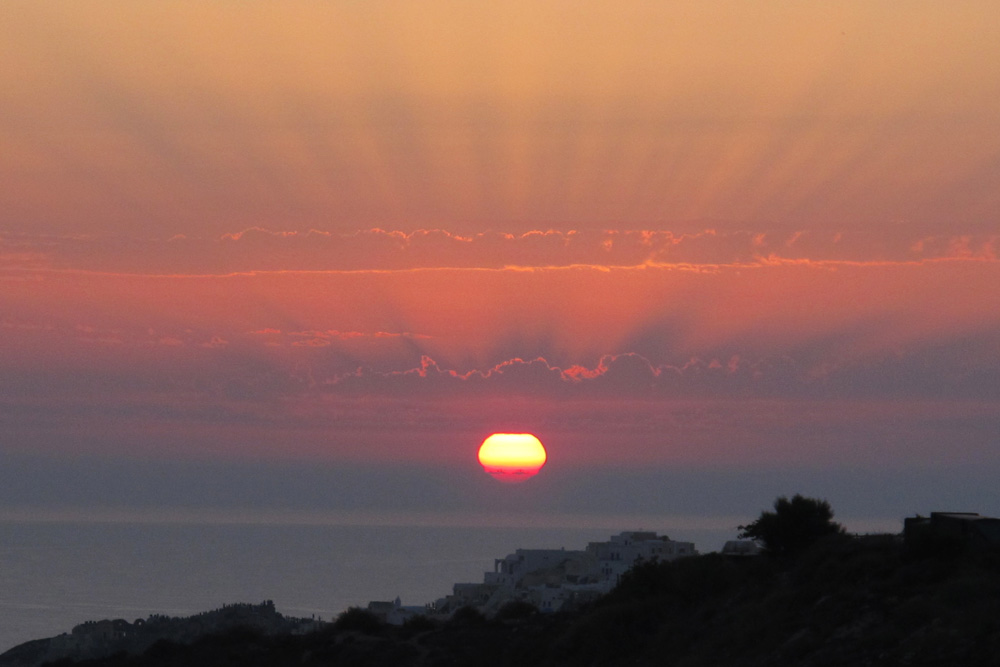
[0,514,742,652]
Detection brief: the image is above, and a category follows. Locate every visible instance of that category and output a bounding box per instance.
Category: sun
[477,433,547,484]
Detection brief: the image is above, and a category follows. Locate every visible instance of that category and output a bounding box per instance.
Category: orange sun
[477,433,547,483]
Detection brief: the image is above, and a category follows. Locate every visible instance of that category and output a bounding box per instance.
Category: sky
[2,1,999,536]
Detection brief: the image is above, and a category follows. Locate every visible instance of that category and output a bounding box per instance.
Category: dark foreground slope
[7,534,1000,667]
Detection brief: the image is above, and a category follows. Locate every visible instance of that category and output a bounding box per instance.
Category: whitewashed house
[381,530,698,618]
[588,531,697,586]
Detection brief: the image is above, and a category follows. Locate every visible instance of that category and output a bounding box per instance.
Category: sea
[0,510,752,653]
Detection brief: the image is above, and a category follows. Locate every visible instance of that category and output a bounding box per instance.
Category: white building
[440,530,697,615]
[485,548,595,588]
[588,531,697,586]
[720,540,761,557]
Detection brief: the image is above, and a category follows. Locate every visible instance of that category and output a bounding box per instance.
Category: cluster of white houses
[369,531,705,623]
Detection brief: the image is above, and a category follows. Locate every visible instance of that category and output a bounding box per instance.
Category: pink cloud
[157,337,184,347]
[5,228,998,276]
[292,338,332,347]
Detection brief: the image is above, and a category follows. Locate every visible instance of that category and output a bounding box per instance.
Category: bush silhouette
[401,614,438,634]
[495,600,539,622]
[448,606,487,626]
[739,494,844,556]
[333,607,383,634]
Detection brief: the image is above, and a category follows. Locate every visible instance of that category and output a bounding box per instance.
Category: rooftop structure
[904,512,1000,550]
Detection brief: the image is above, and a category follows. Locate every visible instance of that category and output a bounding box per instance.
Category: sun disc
[478,433,546,483]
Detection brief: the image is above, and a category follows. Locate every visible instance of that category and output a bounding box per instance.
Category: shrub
[401,614,438,633]
[495,600,539,622]
[739,494,845,557]
[333,607,384,634]
[448,606,487,626]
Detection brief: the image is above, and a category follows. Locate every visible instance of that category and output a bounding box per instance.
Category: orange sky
[1,2,999,520]
[2,2,998,235]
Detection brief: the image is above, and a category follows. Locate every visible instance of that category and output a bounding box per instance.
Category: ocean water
[0,514,747,653]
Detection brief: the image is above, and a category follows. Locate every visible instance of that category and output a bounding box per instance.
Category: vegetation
[446,606,488,627]
[493,600,539,622]
[332,607,382,634]
[737,493,845,556]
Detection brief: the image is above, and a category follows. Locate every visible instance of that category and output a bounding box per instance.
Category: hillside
[5,532,1000,666]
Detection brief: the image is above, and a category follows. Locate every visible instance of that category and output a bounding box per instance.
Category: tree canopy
[738,494,845,556]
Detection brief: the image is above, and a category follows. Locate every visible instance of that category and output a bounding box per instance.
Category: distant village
[6,511,1000,667]
[366,530,759,625]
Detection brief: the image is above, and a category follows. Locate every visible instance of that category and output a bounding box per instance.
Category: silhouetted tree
[739,494,844,556]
